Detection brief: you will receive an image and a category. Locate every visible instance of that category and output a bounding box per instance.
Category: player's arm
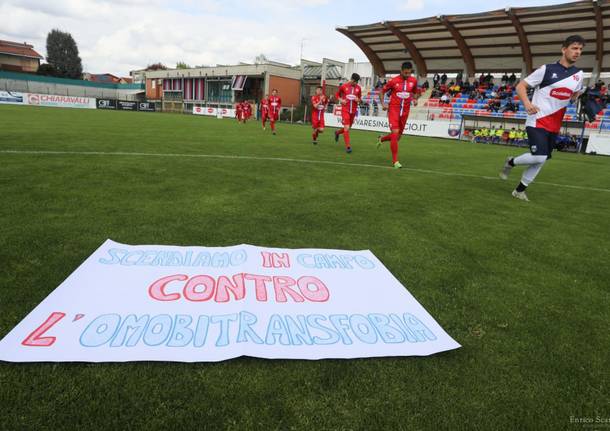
[570,78,585,103]
[335,87,344,105]
[379,81,392,110]
[412,81,420,107]
[518,65,544,115]
[516,81,538,115]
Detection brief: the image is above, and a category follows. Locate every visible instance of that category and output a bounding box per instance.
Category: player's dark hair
[316,85,323,90]
[563,35,585,48]
[401,61,413,71]
[351,73,360,82]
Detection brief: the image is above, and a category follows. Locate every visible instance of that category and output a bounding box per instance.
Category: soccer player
[376,61,419,168]
[242,100,252,123]
[260,95,270,130]
[268,89,281,135]
[234,101,243,123]
[500,35,585,201]
[334,73,362,153]
[311,86,328,145]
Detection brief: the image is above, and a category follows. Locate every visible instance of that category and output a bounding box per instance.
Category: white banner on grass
[193,106,236,118]
[586,133,610,156]
[0,240,460,362]
[26,93,96,109]
[324,113,461,140]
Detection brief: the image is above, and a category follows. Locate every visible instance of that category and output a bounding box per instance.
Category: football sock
[516,182,527,192]
[344,130,350,147]
[390,133,399,163]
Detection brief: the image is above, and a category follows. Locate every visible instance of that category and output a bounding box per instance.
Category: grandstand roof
[336,0,610,77]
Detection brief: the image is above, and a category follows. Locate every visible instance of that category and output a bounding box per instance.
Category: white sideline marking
[1,149,609,193]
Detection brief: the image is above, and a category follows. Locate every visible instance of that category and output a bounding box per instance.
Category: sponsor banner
[586,133,610,156]
[0,91,25,105]
[117,100,138,111]
[27,93,96,109]
[96,99,117,110]
[0,239,460,362]
[193,106,236,118]
[137,102,156,112]
[324,113,461,140]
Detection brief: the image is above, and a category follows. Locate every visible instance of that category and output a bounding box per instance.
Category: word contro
[79,311,437,348]
[149,273,330,303]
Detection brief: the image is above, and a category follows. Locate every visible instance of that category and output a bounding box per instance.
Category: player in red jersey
[234,101,243,122]
[260,95,270,130]
[334,73,362,153]
[377,62,419,169]
[268,89,281,135]
[242,100,252,123]
[311,86,329,145]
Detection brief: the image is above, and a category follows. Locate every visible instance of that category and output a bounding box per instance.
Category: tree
[176,61,190,69]
[37,63,56,76]
[146,62,168,71]
[254,54,268,65]
[45,29,83,79]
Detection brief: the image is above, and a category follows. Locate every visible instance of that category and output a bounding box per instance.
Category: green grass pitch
[0,105,609,430]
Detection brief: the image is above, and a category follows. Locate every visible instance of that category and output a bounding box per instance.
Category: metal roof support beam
[384,22,428,77]
[593,0,603,81]
[507,8,533,75]
[336,27,386,77]
[438,16,475,77]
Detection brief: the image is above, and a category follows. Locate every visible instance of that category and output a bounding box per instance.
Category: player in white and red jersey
[260,96,270,130]
[500,35,585,201]
[377,61,419,169]
[334,73,362,153]
[268,89,281,135]
[311,86,329,145]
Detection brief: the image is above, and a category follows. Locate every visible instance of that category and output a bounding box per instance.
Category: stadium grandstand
[337,0,610,134]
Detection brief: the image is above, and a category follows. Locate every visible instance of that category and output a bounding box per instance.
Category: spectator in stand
[456,71,463,85]
[509,73,517,85]
[485,73,493,84]
[501,100,517,113]
[422,80,430,90]
[490,88,499,99]
[501,73,509,84]
[595,79,604,90]
[469,88,478,100]
[433,73,440,86]
[440,93,450,105]
[441,73,448,84]
[486,99,500,112]
[479,73,485,84]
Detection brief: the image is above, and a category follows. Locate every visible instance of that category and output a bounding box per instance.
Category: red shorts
[312,110,325,129]
[270,112,279,122]
[341,110,357,127]
[388,108,410,133]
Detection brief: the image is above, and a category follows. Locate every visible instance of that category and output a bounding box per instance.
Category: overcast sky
[1,0,564,76]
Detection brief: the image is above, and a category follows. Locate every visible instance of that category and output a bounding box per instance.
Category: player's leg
[312,118,319,144]
[501,127,551,200]
[336,111,349,144]
[262,114,267,130]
